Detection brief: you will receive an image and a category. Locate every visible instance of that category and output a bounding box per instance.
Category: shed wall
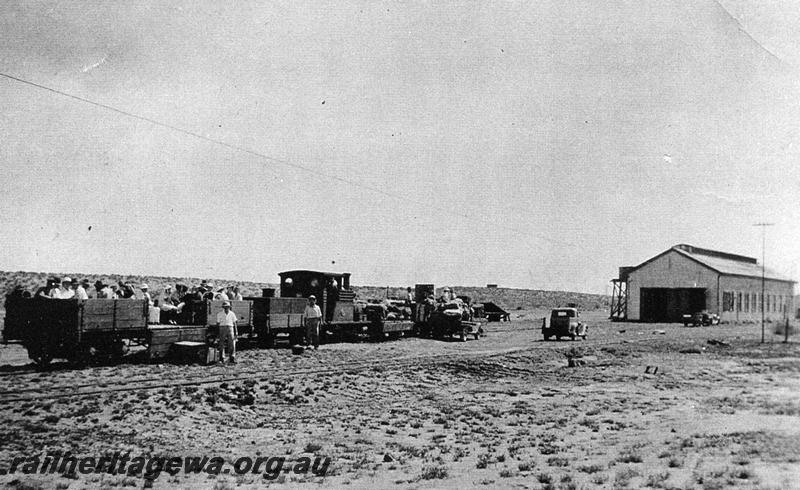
[717,276,794,323]
[628,250,719,321]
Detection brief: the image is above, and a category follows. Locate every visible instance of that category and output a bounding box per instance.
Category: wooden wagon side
[2,298,148,366]
[247,297,306,347]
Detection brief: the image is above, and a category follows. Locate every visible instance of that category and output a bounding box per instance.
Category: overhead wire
[0,71,572,249]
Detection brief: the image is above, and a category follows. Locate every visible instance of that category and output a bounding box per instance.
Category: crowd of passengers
[9,278,245,325]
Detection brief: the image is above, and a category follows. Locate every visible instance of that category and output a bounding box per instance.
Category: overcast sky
[1,1,798,293]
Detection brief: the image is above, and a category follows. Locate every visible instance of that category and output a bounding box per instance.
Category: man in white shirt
[51,277,75,299]
[404,287,414,305]
[303,295,323,350]
[231,286,243,301]
[140,283,153,306]
[75,279,90,300]
[216,301,238,363]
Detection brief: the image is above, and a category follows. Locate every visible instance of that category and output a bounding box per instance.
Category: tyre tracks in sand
[0,335,664,404]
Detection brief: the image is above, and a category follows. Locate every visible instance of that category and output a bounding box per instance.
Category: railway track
[0,335,664,404]
[0,327,534,381]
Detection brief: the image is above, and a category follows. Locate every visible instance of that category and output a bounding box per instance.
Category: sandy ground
[1,311,798,489]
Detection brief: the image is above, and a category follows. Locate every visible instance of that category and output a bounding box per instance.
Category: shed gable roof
[631,245,795,283]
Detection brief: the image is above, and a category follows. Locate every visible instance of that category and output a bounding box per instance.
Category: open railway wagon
[2,297,212,367]
[278,270,415,343]
[172,292,308,348]
[413,284,484,341]
[245,294,307,348]
[4,297,145,366]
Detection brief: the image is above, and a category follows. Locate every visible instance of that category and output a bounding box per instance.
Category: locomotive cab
[278,270,357,324]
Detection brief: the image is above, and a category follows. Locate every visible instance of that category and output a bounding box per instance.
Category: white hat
[140,283,149,289]
[63,277,72,283]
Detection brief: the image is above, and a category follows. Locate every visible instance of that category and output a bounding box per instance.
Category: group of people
[19,277,245,306]
[26,277,139,301]
[15,277,246,363]
[156,281,243,325]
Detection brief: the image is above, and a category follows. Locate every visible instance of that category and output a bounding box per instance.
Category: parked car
[682,311,720,327]
[542,307,587,340]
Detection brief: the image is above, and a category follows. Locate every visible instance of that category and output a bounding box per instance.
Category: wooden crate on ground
[172,341,214,364]
[146,325,210,361]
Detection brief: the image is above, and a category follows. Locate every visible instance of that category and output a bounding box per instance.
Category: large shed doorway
[640,288,706,322]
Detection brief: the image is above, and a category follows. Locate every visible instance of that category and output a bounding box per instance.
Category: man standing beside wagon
[216,301,238,364]
[303,295,322,350]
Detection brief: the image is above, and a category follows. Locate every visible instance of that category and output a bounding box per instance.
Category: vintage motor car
[542,307,587,341]
[682,311,720,327]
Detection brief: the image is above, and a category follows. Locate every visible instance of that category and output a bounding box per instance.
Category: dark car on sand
[542,307,587,341]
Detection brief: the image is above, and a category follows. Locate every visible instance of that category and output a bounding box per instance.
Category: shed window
[744,293,749,312]
[722,292,734,312]
[736,292,742,312]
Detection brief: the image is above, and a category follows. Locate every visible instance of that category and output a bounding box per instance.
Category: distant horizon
[0,268,610,296]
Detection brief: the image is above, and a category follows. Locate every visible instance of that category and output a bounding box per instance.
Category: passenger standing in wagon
[94,281,112,299]
[215,288,229,301]
[216,301,238,364]
[140,283,153,306]
[51,277,75,299]
[304,295,322,350]
[35,278,56,298]
[75,279,90,300]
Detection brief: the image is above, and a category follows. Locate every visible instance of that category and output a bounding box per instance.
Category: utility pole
[753,223,774,343]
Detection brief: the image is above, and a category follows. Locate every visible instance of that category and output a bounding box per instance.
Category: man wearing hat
[51,277,75,299]
[75,279,90,300]
[303,295,323,350]
[94,280,111,299]
[216,301,238,363]
[202,283,215,301]
[140,284,153,306]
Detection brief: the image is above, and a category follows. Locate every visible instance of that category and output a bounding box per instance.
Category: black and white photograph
[1,1,799,488]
